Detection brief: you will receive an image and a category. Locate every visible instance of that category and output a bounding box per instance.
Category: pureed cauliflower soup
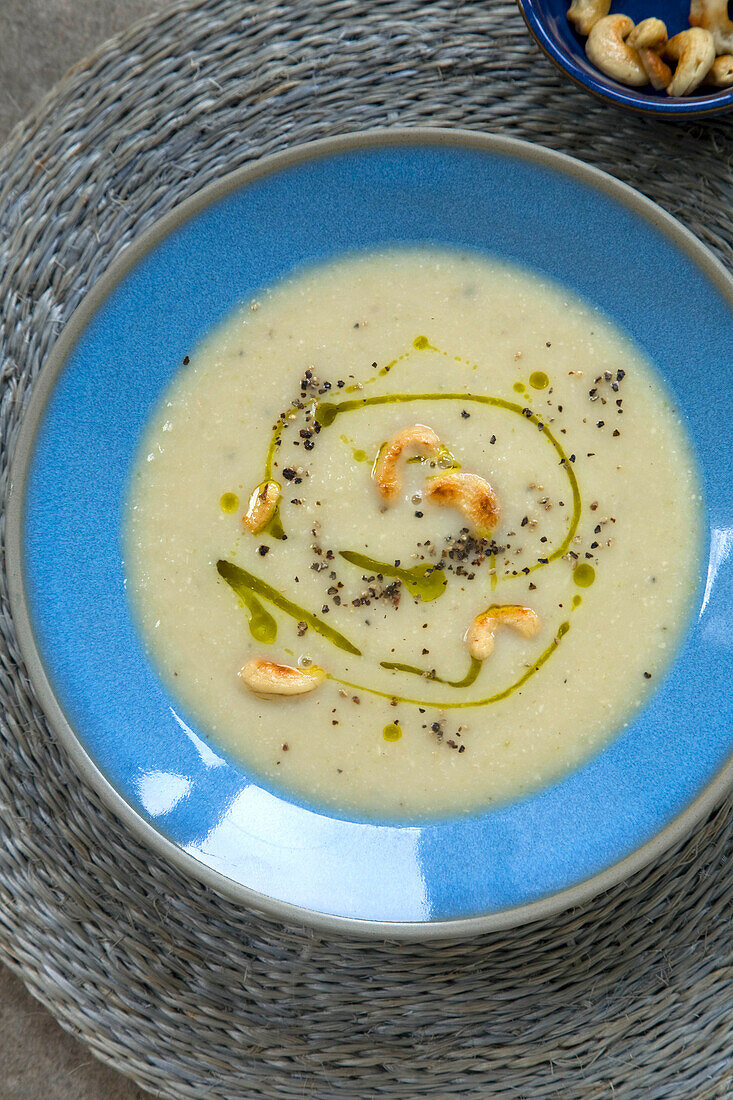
[126,249,703,819]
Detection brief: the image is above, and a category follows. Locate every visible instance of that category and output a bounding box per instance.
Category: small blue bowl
[6,129,733,939]
[518,0,733,116]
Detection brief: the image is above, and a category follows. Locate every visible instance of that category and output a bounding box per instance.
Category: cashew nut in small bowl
[665,28,716,96]
[705,53,733,86]
[628,18,672,90]
[689,0,733,55]
[567,0,611,37]
[464,605,541,662]
[239,658,326,696]
[585,15,648,86]
[424,470,501,536]
[243,479,280,533]
[372,424,441,502]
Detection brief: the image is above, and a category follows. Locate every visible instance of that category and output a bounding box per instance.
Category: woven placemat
[1,1,732,1096]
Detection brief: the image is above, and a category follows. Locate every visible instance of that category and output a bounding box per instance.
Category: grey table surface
[1,8,165,1097]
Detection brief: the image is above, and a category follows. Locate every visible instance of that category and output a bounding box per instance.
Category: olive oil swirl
[217,558,572,709]
[222,337,584,708]
[339,550,447,602]
[256,367,581,568]
[333,622,571,709]
[217,560,361,656]
[316,392,581,572]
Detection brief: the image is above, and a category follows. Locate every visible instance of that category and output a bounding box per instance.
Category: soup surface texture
[126,249,702,819]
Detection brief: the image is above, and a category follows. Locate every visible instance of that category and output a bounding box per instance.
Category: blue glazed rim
[517,0,733,117]
[6,128,733,940]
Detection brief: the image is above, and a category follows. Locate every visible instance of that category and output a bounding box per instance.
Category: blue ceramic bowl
[7,130,733,939]
[518,0,733,116]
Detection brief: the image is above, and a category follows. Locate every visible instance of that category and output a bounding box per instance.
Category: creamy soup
[125,249,702,819]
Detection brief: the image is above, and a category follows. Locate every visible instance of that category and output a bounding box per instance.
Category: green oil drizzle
[316,392,581,569]
[241,593,278,643]
[220,492,240,513]
[573,563,595,588]
[351,353,412,391]
[339,550,447,602]
[217,560,362,655]
[232,337,583,711]
[380,656,482,688]
[383,722,402,742]
[405,443,459,471]
[572,594,583,609]
[436,443,461,472]
[264,510,286,540]
[259,410,307,541]
[331,621,571,709]
[264,421,286,480]
[339,434,371,464]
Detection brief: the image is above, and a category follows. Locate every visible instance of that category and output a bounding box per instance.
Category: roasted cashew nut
[628,18,672,90]
[243,479,280,533]
[705,53,733,85]
[689,0,733,54]
[567,0,611,36]
[372,424,441,502]
[465,605,541,661]
[627,17,668,51]
[665,28,716,96]
[586,15,648,86]
[425,470,501,536]
[240,658,326,696]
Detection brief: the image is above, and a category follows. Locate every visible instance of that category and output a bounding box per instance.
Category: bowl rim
[516,0,733,118]
[6,126,733,941]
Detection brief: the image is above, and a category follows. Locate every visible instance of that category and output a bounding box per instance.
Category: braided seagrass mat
[1,1,732,1096]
